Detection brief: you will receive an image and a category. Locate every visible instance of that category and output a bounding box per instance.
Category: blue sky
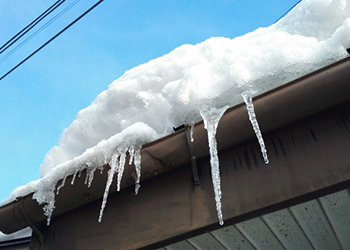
[0,0,298,203]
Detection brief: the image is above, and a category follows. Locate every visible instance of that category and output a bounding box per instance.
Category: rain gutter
[0,56,350,235]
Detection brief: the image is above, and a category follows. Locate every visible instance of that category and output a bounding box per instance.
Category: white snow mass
[1,0,350,226]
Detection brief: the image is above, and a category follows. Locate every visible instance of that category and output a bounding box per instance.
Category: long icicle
[133,146,142,195]
[241,90,269,164]
[98,152,119,222]
[200,105,229,225]
[116,148,127,192]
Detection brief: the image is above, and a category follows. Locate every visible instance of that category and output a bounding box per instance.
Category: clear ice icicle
[200,105,229,225]
[128,146,141,194]
[71,170,78,185]
[241,91,269,164]
[128,146,135,165]
[116,148,127,192]
[98,152,119,222]
[84,167,96,187]
[56,176,67,195]
[133,146,142,195]
[87,168,96,188]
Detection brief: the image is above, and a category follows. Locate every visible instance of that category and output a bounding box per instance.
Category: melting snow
[1,0,350,226]
[31,122,158,225]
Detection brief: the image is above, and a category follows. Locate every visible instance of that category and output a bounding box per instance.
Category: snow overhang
[0,56,350,242]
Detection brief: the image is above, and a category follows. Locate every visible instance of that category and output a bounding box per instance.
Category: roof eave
[1,55,350,235]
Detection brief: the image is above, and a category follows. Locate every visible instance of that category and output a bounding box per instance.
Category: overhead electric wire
[0,0,104,82]
[0,0,81,64]
[0,0,65,54]
[274,0,302,23]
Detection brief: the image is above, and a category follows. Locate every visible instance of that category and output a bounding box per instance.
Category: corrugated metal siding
[159,188,350,250]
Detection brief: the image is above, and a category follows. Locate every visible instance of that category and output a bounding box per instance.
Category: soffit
[160,188,350,250]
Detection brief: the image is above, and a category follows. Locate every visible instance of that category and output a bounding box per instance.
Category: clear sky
[0,0,298,203]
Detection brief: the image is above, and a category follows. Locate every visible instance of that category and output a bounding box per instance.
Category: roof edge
[1,56,350,234]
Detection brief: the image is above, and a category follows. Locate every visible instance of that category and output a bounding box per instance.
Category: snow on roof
[1,0,349,227]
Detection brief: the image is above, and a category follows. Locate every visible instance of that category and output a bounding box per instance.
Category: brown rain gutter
[0,56,350,235]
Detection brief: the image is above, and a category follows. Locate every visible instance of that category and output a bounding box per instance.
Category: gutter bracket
[185,124,200,186]
[19,198,44,242]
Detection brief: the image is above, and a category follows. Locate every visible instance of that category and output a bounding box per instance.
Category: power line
[0,0,104,82]
[0,0,81,64]
[0,0,65,54]
[274,0,302,23]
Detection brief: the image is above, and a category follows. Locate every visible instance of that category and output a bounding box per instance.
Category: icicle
[128,146,135,165]
[87,168,96,188]
[190,121,195,142]
[45,199,55,226]
[71,170,78,185]
[56,176,67,195]
[241,91,269,164]
[98,152,119,222]
[200,105,229,225]
[84,169,89,185]
[133,146,142,195]
[128,145,142,194]
[116,148,127,192]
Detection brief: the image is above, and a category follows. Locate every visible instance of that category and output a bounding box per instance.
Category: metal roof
[161,188,350,250]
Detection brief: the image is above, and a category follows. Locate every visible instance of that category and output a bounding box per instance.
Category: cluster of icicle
[199,90,268,225]
[18,0,350,226]
[32,122,158,225]
[34,90,268,226]
[98,145,142,222]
